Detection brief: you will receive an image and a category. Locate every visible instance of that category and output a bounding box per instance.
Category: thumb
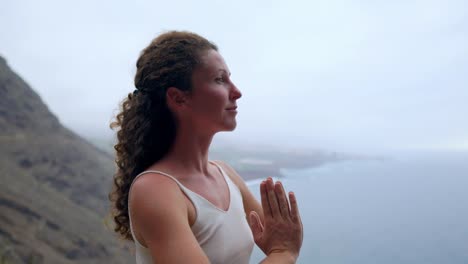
[248,211,263,242]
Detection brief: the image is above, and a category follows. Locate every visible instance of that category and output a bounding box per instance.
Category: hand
[248,178,303,260]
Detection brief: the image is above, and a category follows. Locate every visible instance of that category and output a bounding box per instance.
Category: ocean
[247,151,468,264]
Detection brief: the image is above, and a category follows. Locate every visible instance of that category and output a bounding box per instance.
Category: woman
[110,31,303,263]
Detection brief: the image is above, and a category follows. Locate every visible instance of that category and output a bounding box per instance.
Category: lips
[226,106,237,111]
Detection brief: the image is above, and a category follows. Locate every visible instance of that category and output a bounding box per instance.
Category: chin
[222,121,237,132]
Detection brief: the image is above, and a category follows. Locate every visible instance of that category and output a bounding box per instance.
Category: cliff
[0,56,132,263]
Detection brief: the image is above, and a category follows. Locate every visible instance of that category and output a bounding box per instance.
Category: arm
[129,174,210,264]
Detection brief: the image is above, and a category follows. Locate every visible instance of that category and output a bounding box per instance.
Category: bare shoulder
[129,173,188,240]
[130,172,185,208]
[213,160,247,188]
[129,173,210,262]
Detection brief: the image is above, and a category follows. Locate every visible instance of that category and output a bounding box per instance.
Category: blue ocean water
[248,151,468,264]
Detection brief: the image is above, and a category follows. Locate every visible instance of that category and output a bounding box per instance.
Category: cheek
[201,91,226,111]
[191,97,223,117]
[188,85,228,116]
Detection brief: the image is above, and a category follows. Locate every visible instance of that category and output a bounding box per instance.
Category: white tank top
[128,161,255,264]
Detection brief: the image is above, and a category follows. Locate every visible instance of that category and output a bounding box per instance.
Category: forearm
[259,251,297,264]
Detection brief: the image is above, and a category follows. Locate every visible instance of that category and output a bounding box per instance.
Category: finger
[248,211,263,243]
[275,181,290,219]
[289,191,301,224]
[260,181,272,218]
[266,178,280,217]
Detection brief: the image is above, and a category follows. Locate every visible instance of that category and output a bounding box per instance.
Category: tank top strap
[129,169,200,218]
[128,169,198,249]
[129,162,237,214]
[131,169,191,193]
[209,160,241,194]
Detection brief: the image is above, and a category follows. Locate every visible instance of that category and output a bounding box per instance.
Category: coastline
[229,151,389,183]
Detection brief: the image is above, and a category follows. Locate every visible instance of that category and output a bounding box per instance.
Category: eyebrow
[217,69,231,76]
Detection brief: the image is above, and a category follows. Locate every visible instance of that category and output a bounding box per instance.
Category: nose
[230,81,242,100]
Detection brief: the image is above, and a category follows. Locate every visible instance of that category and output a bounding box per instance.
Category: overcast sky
[1,0,467,153]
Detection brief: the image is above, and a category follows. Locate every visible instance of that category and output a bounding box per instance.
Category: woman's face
[185,49,242,133]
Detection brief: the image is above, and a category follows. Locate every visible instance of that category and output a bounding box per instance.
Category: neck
[163,125,214,175]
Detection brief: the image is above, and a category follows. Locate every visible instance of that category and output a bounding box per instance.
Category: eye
[215,76,226,83]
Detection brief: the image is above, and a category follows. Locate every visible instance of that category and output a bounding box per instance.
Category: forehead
[195,49,229,76]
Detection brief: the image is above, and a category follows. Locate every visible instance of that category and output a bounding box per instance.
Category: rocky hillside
[0,56,132,263]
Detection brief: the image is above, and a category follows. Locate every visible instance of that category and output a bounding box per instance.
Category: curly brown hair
[109,31,218,241]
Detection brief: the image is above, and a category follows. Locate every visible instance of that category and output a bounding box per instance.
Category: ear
[166,87,189,110]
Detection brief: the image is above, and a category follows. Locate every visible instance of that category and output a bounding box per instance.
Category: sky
[1,0,467,153]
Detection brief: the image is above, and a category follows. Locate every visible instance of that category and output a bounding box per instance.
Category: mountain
[0,56,132,263]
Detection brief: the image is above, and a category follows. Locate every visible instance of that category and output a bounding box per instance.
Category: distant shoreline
[233,153,387,182]
[235,160,327,182]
